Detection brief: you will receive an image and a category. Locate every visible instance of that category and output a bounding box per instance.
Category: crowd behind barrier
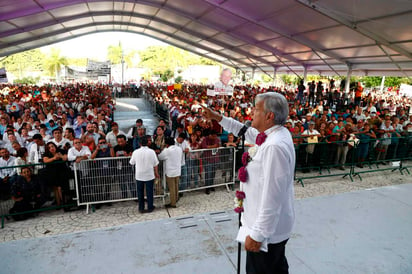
[0,146,236,223]
[1,80,412,225]
[73,147,235,212]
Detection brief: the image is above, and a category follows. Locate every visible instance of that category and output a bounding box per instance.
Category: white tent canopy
[1,0,411,77]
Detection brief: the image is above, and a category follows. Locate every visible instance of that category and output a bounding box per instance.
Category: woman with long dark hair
[42,142,69,207]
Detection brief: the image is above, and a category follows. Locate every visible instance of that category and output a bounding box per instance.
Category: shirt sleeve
[219,116,258,144]
[129,151,136,165]
[67,148,76,161]
[250,144,292,243]
[152,151,159,166]
[158,149,167,161]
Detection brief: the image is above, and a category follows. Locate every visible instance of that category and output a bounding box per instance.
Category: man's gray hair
[221,68,232,74]
[255,92,289,125]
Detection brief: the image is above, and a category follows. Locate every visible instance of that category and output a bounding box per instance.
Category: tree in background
[160,69,174,82]
[139,45,219,79]
[44,48,68,80]
[66,57,88,67]
[0,49,44,79]
[107,42,136,67]
[360,76,412,88]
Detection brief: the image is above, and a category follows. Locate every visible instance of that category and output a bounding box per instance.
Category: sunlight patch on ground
[115,101,139,111]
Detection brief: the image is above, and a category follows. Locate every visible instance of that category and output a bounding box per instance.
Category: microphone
[238,120,251,137]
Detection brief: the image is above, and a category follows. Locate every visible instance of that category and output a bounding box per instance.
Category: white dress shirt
[50,138,71,149]
[67,146,91,161]
[175,139,190,165]
[0,156,17,178]
[129,146,159,181]
[220,116,295,245]
[158,145,183,177]
[106,130,126,147]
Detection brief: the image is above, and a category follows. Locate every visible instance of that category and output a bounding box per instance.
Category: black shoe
[147,206,156,212]
[165,204,176,208]
[205,189,210,195]
[179,193,184,197]
[139,209,146,213]
[211,187,215,192]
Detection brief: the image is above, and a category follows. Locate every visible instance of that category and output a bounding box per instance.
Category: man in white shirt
[50,128,71,151]
[129,136,159,213]
[67,138,91,163]
[105,122,126,147]
[202,92,295,273]
[0,148,17,199]
[175,133,190,190]
[158,137,183,208]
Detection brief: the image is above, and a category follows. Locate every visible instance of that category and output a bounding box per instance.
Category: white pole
[380,76,386,92]
[303,66,308,84]
[345,65,352,94]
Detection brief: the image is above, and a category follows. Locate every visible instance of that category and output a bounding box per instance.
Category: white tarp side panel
[400,84,412,98]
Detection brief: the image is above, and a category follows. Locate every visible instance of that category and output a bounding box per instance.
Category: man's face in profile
[220,70,232,86]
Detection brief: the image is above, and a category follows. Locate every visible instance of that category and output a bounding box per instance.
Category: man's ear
[266,111,275,121]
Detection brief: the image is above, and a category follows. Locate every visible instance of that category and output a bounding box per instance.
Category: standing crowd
[1,79,412,219]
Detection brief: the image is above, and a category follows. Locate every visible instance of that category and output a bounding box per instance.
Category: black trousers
[246,239,289,274]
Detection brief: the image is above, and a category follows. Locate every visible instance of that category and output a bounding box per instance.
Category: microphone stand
[237,132,245,274]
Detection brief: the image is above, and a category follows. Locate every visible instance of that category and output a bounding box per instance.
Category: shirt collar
[264,124,281,136]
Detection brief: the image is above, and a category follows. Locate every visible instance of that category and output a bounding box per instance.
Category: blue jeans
[204,162,216,187]
[120,176,136,199]
[179,164,188,190]
[187,158,199,187]
[136,179,154,211]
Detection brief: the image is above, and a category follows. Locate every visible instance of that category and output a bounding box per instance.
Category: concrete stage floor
[1,184,411,274]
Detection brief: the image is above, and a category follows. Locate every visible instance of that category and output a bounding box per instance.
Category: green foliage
[174,76,183,83]
[160,69,174,82]
[280,74,299,85]
[44,48,68,78]
[199,57,219,66]
[261,74,273,84]
[107,42,135,67]
[0,49,45,78]
[67,58,88,67]
[358,76,411,88]
[13,76,40,85]
[138,45,220,79]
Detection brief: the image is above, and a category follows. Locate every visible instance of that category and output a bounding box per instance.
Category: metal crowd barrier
[1,135,409,225]
[294,135,412,186]
[180,147,236,192]
[0,162,77,228]
[73,147,236,213]
[143,93,170,124]
[74,156,166,213]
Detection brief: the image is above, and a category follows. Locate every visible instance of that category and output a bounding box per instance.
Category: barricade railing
[0,161,77,228]
[352,136,412,180]
[74,156,166,213]
[179,147,236,193]
[1,135,409,224]
[294,139,356,186]
[74,147,236,213]
[143,93,170,123]
[294,135,412,186]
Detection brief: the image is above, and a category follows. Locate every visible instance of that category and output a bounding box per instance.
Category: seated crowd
[1,80,412,219]
[145,81,412,173]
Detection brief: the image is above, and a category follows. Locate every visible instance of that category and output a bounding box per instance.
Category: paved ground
[1,183,411,274]
[0,98,410,243]
[1,169,409,243]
